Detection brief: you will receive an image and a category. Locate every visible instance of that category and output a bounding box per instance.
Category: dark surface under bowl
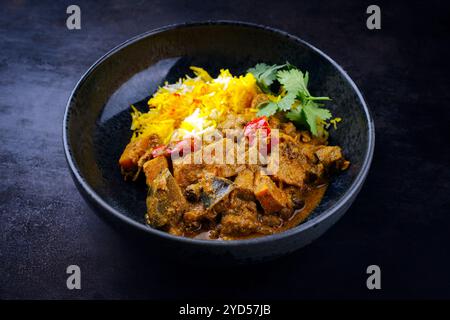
[63,21,374,264]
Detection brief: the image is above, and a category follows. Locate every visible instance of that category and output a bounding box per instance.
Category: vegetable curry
[119,64,349,240]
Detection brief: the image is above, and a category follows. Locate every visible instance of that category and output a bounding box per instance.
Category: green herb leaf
[248,63,286,93]
[286,101,332,135]
[256,102,279,117]
[248,62,334,136]
[304,101,332,121]
[277,69,309,96]
[277,92,296,111]
[256,92,296,117]
[286,108,304,123]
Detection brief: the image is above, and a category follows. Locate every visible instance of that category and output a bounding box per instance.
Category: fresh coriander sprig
[247,63,287,93]
[247,63,334,136]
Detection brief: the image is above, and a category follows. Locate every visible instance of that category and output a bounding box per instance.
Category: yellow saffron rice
[130,67,258,143]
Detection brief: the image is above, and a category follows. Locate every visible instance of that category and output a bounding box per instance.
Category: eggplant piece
[200,175,234,210]
[145,168,188,228]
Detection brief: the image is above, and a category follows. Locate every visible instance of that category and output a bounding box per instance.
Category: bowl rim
[63,20,375,247]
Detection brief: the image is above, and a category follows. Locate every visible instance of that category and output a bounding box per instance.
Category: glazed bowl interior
[64,22,373,251]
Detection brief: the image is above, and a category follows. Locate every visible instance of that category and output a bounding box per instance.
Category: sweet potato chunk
[119,134,161,172]
[254,175,291,214]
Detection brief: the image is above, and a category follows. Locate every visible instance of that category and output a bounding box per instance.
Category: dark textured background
[1,0,449,299]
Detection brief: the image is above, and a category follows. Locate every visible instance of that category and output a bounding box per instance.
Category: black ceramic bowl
[63,21,374,264]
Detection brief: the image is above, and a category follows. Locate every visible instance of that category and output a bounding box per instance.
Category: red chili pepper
[169,136,201,157]
[151,145,170,158]
[244,116,271,136]
[244,116,271,147]
[151,136,201,159]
